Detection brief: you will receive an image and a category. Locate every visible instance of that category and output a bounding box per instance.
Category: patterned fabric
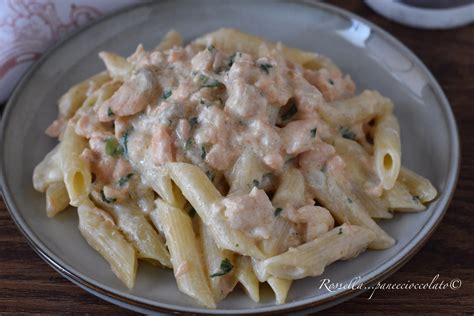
[0,0,141,102]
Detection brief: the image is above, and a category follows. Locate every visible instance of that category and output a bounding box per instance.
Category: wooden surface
[1,0,473,314]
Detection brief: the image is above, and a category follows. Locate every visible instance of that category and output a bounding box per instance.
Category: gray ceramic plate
[0,0,460,314]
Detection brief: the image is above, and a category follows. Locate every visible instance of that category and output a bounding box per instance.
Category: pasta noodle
[33,28,438,308]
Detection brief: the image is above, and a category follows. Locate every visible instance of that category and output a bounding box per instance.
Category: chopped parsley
[162,89,172,100]
[253,179,260,188]
[120,128,133,156]
[189,117,199,129]
[201,145,207,160]
[274,207,283,217]
[228,52,240,69]
[184,138,194,150]
[339,127,356,140]
[347,198,353,204]
[281,102,298,121]
[259,63,273,74]
[210,258,233,278]
[118,173,134,187]
[338,227,343,235]
[205,170,215,181]
[199,74,222,88]
[107,107,115,117]
[105,137,123,156]
[100,189,116,204]
[310,128,317,138]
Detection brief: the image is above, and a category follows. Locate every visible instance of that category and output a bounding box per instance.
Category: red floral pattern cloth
[0,0,140,102]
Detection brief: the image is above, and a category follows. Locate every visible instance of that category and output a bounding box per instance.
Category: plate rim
[0,0,460,314]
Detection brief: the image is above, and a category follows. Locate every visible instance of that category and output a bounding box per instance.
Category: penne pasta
[58,71,110,120]
[261,224,375,279]
[45,181,70,218]
[166,162,265,259]
[153,199,215,308]
[192,28,340,71]
[58,122,91,207]
[235,256,260,303]
[374,114,401,190]
[199,220,238,302]
[227,149,269,195]
[33,144,62,193]
[383,181,425,212]
[398,167,437,203]
[78,200,137,289]
[267,277,292,305]
[91,195,171,268]
[155,29,183,51]
[99,51,132,81]
[305,169,395,249]
[318,90,393,127]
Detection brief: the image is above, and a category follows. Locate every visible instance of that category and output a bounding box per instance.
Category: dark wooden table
[1,0,473,314]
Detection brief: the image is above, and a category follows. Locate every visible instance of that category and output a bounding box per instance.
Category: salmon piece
[97,67,158,121]
[151,125,175,165]
[225,80,268,119]
[222,187,274,241]
[283,205,334,242]
[280,119,319,155]
[254,55,292,106]
[45,118,66,138]
[304,68,356,102]
[291,72,324,116]
[299,143,336,172]
[206,144,235,171]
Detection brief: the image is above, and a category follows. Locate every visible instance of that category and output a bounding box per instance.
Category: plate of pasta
[0,1,459,314]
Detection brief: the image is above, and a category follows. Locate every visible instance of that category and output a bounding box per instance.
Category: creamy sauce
[62,42,360,253]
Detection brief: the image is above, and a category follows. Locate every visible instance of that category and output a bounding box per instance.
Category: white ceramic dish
[0,1,459,314]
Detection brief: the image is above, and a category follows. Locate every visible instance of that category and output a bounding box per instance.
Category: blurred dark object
[399,0,474,9]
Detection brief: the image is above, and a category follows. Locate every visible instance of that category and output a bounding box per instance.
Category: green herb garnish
[253,179,260,188]
[107,107,115,117]
[118,173,134,186]
[199,74,222,88]
[205,170,215,181]
[120,127,133,156]
[162,90,172,100]
[100,189,116,204]
[185,138,194,150]
[347,198,353,204]
[189,117,199,129]
[310,128,317,138]
[210,258,233,278]
[274,207,283,217]
[259,63,273,74]
[105,137,123,156]
[339,127,356,140]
